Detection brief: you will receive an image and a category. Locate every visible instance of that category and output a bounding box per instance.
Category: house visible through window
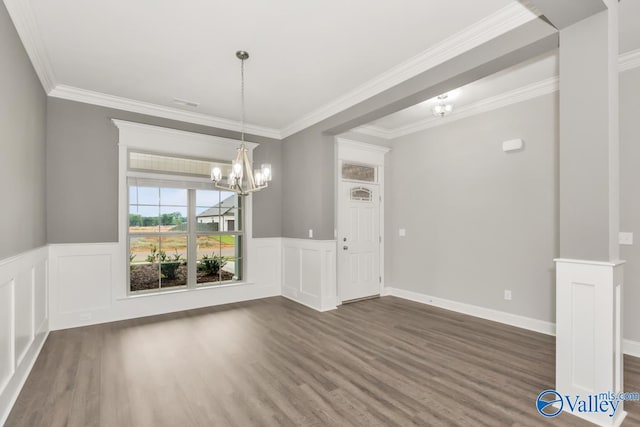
[127,152,243,294]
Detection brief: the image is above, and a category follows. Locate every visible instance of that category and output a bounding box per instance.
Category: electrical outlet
[399,228,406,237]
[308,229,313,239]
[504,290,512,301]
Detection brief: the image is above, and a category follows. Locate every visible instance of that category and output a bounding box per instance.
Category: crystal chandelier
[432,94,453,117]
[211,51,272,195]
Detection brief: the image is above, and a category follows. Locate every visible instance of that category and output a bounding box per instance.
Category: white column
[552,2,623,426]
[555,259,625,426]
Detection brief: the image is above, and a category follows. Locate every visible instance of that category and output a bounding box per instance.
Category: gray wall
[281,127,335,239]
[46,98,282,243]
[620,66,640,342]
[558,11,613,261]
[0,2,47,260]
[386,94,559,323]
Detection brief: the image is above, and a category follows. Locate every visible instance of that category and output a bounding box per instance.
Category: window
[350,187,372,202]
[127,152,244,294]
[195,190,242,286]
[114,120,259,297]
[129,185,189,292]
[342,163,376,182]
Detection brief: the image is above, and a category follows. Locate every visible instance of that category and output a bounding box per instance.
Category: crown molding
[49,85,282,140]
[354,48,640,140]
[392,76,559,138]
[620,48,640,72]
[3,0,56,92]
[8,0,637,141]
[355,76,559,140]
[280,2,540,139]
[348,125,395,140]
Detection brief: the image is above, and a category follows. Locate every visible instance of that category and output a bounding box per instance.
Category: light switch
[308,229,313,239]
[399,228,406,237]
[619,232,633,245]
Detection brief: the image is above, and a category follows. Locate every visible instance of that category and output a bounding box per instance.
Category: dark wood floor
[6,296,640,426]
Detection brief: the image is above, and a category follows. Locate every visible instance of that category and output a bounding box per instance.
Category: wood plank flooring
[6,296,640,426]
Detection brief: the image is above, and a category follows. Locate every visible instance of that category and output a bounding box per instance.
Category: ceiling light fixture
[211,51,272,195]
[432,94,453,117]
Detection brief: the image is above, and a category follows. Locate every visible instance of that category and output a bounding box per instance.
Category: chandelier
[211,51,272,195]
[432,94,453,117]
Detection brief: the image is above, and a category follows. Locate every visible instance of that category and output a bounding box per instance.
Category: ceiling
[366,50,558,132]
[357,0,640,139]
[7,0,542,138]
[6,1,638,139]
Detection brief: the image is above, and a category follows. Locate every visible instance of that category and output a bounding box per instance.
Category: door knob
[343,245,348,250]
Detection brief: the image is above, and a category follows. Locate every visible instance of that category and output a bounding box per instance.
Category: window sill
[118,280,255,301]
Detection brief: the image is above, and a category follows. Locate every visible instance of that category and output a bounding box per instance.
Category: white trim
[624,339,640,358]
[350,125,395,140]
[0,246,49,426]
[619,48,640,73]
[555,259,625,426]
[353,49,640,140]
[385,286,556,335]
[2,0,56,92]
[8,0,639,141]
[553,258,626,267]
[353,77,559,139]
[281,239,337,312]
[48,240,282,330]
[0,330,48,427]
[385,286,640,358]
[280,2,539,138]
[336,138,391,157]
[113,119,256,300]
[4,0,538,139]
[335,139,389,304]
[112,119,258,152]
[53,86,281,139]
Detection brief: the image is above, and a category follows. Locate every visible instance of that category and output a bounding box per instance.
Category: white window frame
[113,120,257,299]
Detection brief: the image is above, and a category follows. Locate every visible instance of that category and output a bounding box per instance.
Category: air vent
[173,98,200,108]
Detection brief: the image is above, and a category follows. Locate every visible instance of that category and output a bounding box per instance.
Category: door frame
[335,137,390,305]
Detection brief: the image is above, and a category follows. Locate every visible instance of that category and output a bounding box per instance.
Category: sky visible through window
[129,187,235,217]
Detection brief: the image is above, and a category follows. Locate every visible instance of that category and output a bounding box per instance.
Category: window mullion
[188,189,197,289]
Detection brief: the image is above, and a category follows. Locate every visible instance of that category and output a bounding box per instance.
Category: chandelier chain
[240,56,245,144]
[210,50,271,195]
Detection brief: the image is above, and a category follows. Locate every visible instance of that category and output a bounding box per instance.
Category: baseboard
[385,287,640,358]
[385,287,556,336]
[0,330,49,426]
[624,339,640,358]
[281,293,337,312]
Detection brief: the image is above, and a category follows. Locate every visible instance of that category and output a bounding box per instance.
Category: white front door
[338,180,381,302]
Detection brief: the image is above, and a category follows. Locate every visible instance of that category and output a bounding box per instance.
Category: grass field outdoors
[129,227,238,263]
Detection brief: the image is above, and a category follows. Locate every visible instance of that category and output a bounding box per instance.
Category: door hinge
[379,276,382,283]
[379,236,382,243]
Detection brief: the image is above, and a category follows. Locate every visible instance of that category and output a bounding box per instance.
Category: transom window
[342,163,376,182]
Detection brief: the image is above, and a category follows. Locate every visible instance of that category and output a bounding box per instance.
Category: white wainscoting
[0,246,49,426]
[282,239,337,311]
[49,238,282,330]
[555,259,625,427]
